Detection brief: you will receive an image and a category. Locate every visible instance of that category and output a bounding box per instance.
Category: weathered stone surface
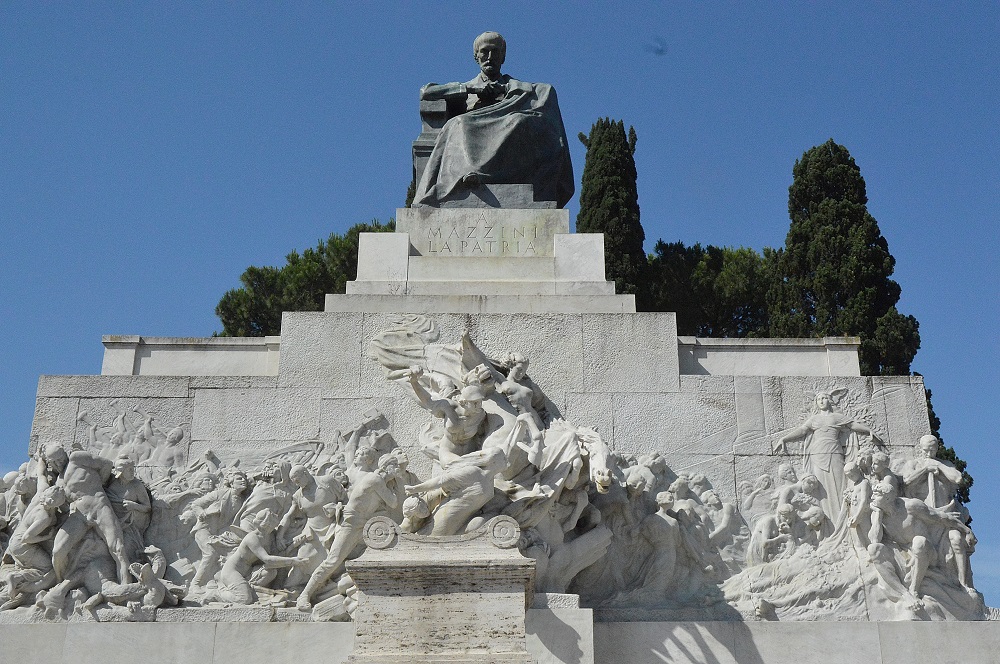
[188,376,279,390]
[475,314,585,396]
[582,314,679,394]
[278,312,365,394]
[326,293,636,314]
[28,397,80,454]
[733,621,882,664]
[877,621,1000,664]
[611,391,737,457]
[37,375,190,398]
[66,622,217,664]
[526,607,594,664]
[594,621,739,664]
[347,516,534,663]
[213,622,355,664]
[191,388,320,441]
[679,336,862,377]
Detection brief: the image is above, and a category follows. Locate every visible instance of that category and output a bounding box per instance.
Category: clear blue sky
[2,3,998,602]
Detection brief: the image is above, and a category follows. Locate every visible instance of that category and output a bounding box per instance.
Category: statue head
[254,508,279,533]
[844,461,862,482]
[192,471,217,493]
[355,445,380,470]
[40,485,67,510]
[654,491,674,511]
[701,490,722,508]
[800,474,821,494]
[473,31,506,80]
[777,504,796,526]
[289,464,313,488]
[42,443,69,474]
[917,434,939,459]
[113,454,136,479]
[871,480,897,509]
[165,427,184,446]
[224,469,249,493]
[777,462,798,484]
[457,385,485,414]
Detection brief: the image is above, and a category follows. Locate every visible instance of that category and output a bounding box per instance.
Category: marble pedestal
[346,515,536,664]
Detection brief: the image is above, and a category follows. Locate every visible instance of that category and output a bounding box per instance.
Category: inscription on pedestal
[396,207,570,258]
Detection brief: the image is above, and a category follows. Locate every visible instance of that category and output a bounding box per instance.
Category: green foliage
[577,118,647,305]
[215,219,395,337]
[766,139,920,376]
[405,173,416,208]
[647,241,768,337]
[923,384,973,505]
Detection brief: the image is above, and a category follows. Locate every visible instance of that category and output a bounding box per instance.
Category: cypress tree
[767,139,920,376]
[577,119,647,305]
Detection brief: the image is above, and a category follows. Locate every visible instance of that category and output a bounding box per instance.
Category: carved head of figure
[224,469,249,494]
[654,491,674,512]
[625,472,648,498]
[377,455,402,481]
[113,454,136,480]
[800,474,821,495]
[402,495,430,520]
[165,427,184,447]
[331,467,349,488]
[689,473,710,496]
[456,385,485,415]
[289,465,314,489]
[869,451,891,478]
[190,472,217,493]
[11,471,34,496]
[776,504,797,530]
[755,473,773,491]
[668,476,691,498]
[701,490,723,509]
[473,31,506,80]
[777,463,798,484]
[812,388,847,413]
[42,443,69,476]
[917,434,940,459]
[871,481,897,510]
[254,508,280,534]
[802,505,825,529]
[844,461,862,483]
[355,445,380,472]
[40,485,67,510]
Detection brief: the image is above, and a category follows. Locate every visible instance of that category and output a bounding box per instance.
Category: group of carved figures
[0,414,417,620]
[0,317,983,621]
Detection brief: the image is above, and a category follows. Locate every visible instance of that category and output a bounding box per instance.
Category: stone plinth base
[346,516,536,664]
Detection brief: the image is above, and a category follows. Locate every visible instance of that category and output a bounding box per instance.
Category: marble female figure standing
[776,390,881,521]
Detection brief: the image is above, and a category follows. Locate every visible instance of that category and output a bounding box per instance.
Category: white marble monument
[3,29,995,664]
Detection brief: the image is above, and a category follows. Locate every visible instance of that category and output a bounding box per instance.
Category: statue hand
[408,365,424,379]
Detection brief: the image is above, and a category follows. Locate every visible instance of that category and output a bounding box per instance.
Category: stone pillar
[347,515,536,663]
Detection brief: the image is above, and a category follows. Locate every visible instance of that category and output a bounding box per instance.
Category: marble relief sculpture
[0,318,984,623]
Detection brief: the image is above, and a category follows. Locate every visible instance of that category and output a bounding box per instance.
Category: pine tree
[216,219,394,336]
[577,119,647,305]
[648,241,768,337]
[767,139,920,375]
